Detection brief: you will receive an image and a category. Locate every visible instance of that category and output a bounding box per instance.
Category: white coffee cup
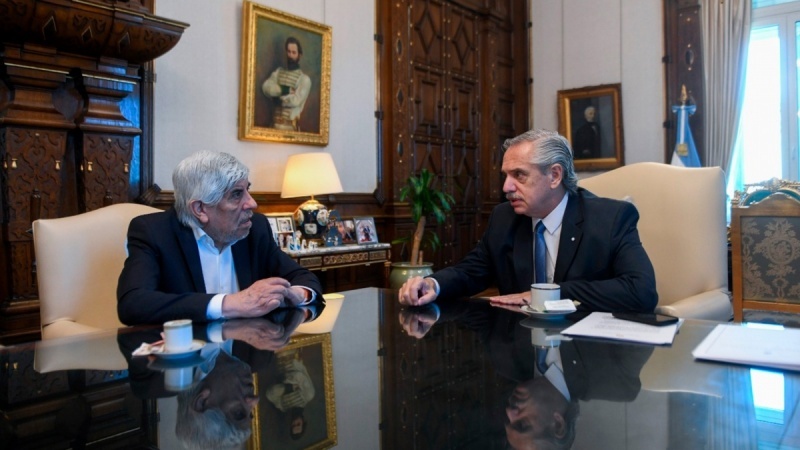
[164,367,194,391]
[163,319,193,353]
[530,283,560,311]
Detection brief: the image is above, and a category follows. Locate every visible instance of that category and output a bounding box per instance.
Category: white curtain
[702,0,752,171]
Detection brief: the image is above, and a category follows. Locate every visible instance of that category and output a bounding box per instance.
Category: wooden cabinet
[0,0,188,342]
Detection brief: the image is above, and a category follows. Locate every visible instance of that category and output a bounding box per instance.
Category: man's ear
[190,200,209,225]
[552,411,567,438]
[548,164,564,189]
[192,388,212,412]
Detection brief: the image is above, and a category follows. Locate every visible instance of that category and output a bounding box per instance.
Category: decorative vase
[389,262,434,289]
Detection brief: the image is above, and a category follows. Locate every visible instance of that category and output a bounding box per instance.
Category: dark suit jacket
[433,188,657,312]
[117,208,323,325]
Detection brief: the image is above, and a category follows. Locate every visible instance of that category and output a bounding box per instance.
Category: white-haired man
[118,151,322,325]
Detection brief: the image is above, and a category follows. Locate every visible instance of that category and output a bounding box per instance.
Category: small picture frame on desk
[339,218,357,244]
[265,213,296,249]
[354,217,378,244]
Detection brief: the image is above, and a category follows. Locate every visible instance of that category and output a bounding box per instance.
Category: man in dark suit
[573,105,602,159]
[118,151,323,325]
[398,129,657,312]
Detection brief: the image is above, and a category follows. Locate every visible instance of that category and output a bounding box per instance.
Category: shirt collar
[190,224,241,253]
[535,192,569,234]
[191,224,226,253]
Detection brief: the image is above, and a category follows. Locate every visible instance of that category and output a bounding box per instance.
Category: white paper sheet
[692,324,800,371]
[561,312,680,345]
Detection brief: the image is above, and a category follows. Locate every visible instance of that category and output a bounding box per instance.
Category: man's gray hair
[503,129,579,195]
[175,382,252,450]
[173,151,249,228]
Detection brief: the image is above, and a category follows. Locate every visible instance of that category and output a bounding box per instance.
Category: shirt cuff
[428,303,441,320]
[428,277,441,296]
[206,294,226,320]
[295,286,316,305]
[206,321,225,343]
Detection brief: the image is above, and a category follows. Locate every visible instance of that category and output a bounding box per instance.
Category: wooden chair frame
[730,191,800,322]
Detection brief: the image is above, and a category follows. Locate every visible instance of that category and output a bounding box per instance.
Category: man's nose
[502,178,515,193]
[243,191,257,210]
[506,405,521,421]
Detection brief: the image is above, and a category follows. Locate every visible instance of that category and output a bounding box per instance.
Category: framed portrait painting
[249,333,337,450]
[239,1,331,145]
[557,83,624,171]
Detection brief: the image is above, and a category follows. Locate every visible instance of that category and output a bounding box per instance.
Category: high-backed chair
[578,162,731,320]
[33,203,160,339]
[730,179,800,322]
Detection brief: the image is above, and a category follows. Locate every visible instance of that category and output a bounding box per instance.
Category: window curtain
[702,0,751,172]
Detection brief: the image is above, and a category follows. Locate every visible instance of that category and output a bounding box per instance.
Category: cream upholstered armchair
[33,203,160,339]
[578,162,732,321]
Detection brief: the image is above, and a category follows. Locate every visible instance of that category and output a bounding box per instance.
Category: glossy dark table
[1,288,798,449]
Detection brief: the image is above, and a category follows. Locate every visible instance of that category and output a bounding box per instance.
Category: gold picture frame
[557,83,624,171]
[239,1,331,145]
[249,333,337,450]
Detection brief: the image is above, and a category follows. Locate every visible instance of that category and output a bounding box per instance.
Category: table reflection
[397,298,654,449]
[1,288,799,450]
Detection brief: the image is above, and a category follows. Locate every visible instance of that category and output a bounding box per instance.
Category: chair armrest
[34,328,127,373]
[42,319,105,340]
[655,289,732,321]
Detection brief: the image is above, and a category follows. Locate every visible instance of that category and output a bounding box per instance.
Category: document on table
[561,312,680,345]
[692,324,800,371]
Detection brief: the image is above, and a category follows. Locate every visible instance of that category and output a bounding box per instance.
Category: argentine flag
[670,103,701,167]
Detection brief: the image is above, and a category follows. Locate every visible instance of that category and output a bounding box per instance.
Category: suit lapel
[172,213,208,293]
[554,193,584,282]
[232,240,252,289]
[512,217,533,292]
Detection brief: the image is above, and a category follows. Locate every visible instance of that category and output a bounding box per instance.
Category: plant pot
[389,262,434,289]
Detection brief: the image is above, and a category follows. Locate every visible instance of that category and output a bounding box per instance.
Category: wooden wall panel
[0,0,187,343]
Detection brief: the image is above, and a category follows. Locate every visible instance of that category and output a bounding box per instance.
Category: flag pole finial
[680,85,688,105]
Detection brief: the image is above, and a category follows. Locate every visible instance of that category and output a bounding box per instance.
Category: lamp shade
[281,152,343,199]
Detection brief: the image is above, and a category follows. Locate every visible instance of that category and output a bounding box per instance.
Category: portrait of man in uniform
[239,2,331,145]
[261,36,312,132]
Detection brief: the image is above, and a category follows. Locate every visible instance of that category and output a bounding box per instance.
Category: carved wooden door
[380,0,529,267]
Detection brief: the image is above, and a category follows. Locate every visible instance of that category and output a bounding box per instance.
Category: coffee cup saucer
[520,306,572,321]
[151,340,206,360]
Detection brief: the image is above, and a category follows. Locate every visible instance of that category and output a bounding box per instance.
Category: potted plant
[390,169,455,288]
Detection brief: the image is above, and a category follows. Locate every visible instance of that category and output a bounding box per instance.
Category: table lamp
[281,152,343,246]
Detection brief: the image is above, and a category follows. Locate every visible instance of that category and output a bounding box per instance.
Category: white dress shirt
[192,225,316,320]
[192,226,238,320]
[533,193,569,284]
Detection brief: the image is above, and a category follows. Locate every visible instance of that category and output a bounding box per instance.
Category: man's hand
[398,306,439,339]
[398,276,438,306]
[222,278,306,319]
[488,291,530,306]
[221,311,305,350]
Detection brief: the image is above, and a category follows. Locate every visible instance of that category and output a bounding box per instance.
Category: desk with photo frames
[283,243,392,288]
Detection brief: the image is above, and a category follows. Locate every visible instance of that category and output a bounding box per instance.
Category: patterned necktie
[534,220,547,283]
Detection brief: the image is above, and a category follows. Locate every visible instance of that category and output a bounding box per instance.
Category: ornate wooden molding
[0,0,189,66]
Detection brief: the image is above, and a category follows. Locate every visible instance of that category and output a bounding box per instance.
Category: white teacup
[163,319,193,353]
[164,367,194,391]
[530,283,560,311]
